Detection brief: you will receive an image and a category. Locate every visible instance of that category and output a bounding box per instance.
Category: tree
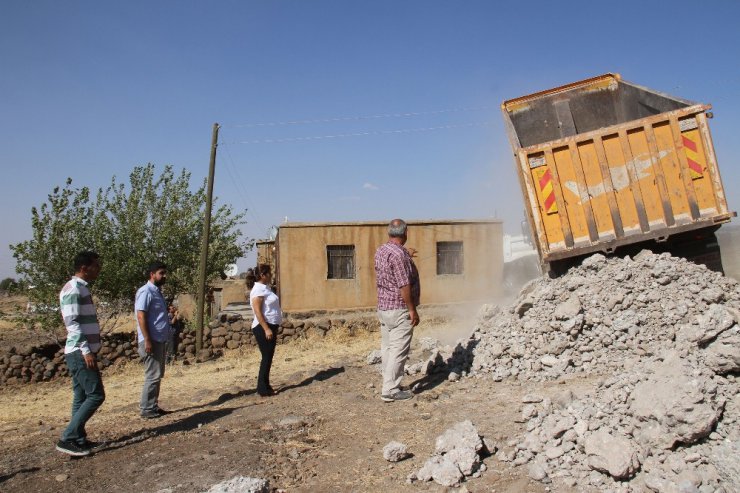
[10,164,251,335]
[0,277,19,293]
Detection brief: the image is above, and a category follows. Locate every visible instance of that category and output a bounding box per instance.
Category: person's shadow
[93,366,346,453]
[0,467,40,484]
[278,366,345,393]
[172,365,346,414]
[409,338,480,394]
[95,407,239,453]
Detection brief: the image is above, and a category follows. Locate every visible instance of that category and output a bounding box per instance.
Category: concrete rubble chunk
[382,441,410,462]
[416,456,464,487]
[277,415,307,429]
[630,354,724,449]
[702,330,740,375]
[366,349,382,365]
[692,304,736,344]
[445,446,480,475]
[584,429,641,480]
[554,294,582,321]
[203,476,269,493]
[414,421,489,487]
[435,420,483,454]
[527,462,549,482]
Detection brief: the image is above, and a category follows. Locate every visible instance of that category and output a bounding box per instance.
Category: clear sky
[1,0,739,279]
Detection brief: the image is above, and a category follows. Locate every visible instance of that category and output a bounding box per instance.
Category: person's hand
[264,328,274,341]
[406,247,418,258]
[83,353,97,370]
[409,308,420,327]
[144,338,153,354]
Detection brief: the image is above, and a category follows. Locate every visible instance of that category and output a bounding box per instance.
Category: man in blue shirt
[135,261,172,418]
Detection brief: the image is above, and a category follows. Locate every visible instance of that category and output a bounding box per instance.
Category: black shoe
[56,440,91,456]
[140,410,161,419]
[78,439,102,450]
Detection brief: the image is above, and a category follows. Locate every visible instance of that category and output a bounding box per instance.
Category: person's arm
[137,310,153,353]
[399,284,420,326]
[252,296,274,341]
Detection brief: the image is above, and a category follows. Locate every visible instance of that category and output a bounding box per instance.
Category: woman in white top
[250,264,282,397]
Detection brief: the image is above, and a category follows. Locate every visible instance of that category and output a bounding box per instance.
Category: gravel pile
[458,251,740,492]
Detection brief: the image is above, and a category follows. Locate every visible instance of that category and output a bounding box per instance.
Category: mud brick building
[272,219,503,312]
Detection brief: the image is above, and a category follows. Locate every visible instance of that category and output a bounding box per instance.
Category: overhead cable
[228,105,494,128]
[227,121,495,145]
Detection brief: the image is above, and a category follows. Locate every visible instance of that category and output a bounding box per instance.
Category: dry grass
[0,325,380,429]
[0,308,472,440]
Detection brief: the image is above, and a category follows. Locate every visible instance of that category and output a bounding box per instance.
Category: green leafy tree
[10,164,251,335]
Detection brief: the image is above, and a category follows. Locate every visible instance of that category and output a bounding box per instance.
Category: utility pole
[195,123,220,352]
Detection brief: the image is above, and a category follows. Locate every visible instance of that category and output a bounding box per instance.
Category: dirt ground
[0,308,594,493]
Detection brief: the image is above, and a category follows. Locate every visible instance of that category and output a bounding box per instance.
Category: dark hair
[245,268,257,290]
[73,251,100,273]
[147,260,167,276]
[255,264,271,280]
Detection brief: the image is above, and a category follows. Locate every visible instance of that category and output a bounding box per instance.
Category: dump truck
[502,73,736,275]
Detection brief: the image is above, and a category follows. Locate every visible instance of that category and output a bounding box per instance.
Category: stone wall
[0,312,380,386]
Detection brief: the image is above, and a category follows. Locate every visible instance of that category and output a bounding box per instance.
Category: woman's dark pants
[252,323,278,395]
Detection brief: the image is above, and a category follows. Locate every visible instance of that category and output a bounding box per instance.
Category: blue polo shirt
[135,281,171,343]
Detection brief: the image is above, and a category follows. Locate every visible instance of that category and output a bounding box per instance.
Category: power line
[220,142,269,236]
[227,105,495,129]
[226,121,496,145]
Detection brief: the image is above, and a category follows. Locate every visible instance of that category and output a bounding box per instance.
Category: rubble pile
[465,251,740,491]
[409,420,493,487]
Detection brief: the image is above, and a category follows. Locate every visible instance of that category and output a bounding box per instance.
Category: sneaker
[381,390,414,402]
[140,410,161,419]
[56,440,91,457]
[78,439,102,450]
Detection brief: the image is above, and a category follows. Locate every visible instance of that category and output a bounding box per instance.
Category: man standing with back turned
[374,219,421,402]
[136,261,172,418]
[56,251,105,456]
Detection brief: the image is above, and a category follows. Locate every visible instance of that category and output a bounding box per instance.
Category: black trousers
[252,323,278,394]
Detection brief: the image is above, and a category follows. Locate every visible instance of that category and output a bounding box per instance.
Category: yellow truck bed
[502,73,735,270]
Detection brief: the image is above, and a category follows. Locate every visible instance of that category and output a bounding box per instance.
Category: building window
[437,241,463,275]
[327,245,355,279]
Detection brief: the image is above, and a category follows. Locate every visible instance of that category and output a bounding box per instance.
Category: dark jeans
[167,327,181,359]
[61,350,105,444]
[252,323,278,395]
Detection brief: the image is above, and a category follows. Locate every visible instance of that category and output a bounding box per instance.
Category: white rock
[382,441,410,462]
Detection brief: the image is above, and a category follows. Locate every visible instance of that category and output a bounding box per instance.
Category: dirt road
[0,321,586,493]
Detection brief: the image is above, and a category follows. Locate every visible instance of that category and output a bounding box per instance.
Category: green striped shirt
[60,277,101,355]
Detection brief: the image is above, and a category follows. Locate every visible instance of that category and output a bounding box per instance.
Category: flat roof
[278,218,502,228]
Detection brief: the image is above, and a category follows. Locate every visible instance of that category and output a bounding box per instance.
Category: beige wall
[177,279,248,319]
[256,241,276,273]
[277,220,503,312]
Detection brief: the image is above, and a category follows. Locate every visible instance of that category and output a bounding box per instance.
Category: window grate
[436,241,463,275]
[327,245,356,279]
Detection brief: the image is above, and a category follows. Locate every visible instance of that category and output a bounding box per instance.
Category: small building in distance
[273,219,503,313]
